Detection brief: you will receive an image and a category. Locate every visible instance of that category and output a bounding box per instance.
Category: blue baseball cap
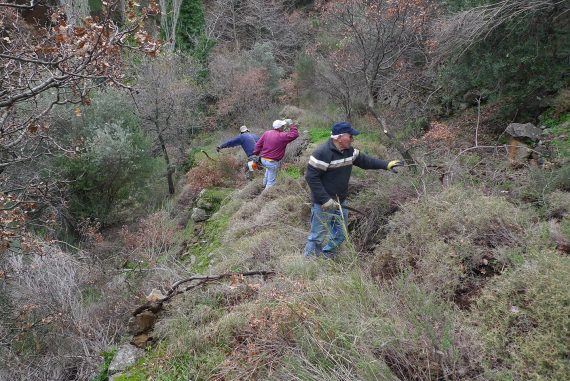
[331,122,360,136]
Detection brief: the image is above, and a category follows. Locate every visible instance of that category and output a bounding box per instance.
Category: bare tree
[312,0,434,108]
[204,0,308,66]
[132,54,201,195]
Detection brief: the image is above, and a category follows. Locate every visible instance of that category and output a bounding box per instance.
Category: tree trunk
[59,0,90,26]
[155,123,175,195]
[367,106,417,172]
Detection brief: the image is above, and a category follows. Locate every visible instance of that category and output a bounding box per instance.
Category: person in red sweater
[253,119,299,189]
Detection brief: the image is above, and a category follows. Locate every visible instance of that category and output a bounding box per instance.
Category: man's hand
[387,160,405,173]
[249,155,261,164]
[216,146,221,153]
[321,199,340,211]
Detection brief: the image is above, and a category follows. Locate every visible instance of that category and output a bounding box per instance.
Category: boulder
[507,137,532,164]
[196,198,213,210]
[191,207,208,222]
[505,122,542,141]
[280,105,306,120]
[108,344,144,375]
[128,311,157,335]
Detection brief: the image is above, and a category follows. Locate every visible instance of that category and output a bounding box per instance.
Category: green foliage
[541,112,570,159]
[175,0,205,51]
[372,186,535,298]
[473,250,570,380]
[396,116,429,141]
[281,164,303,180]
[90,348,117,381]
[55,123,161,225]
[308,127,331,143]
[438,3,570,118]
[186,188,233,271]
[247,42,284,97]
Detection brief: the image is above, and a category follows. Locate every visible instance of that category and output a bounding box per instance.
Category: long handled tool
[304,202,366,217]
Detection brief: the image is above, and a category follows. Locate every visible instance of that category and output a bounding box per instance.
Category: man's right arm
[305,151,331,205]
[219,135,242,149]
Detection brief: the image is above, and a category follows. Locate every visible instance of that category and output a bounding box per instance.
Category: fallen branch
[132,270,275,316]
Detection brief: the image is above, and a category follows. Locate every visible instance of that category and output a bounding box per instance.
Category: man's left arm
[253,133,265,156]
[354,151,404,172]
[283,125,299,142]
[353,150,389,170]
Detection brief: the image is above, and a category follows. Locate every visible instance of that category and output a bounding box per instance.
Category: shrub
[473,249,570,380]
[55,122,161,225]
[1,245,129,380]
[185,155,244,192]
[277,271,483,380]
[371,187,535,302]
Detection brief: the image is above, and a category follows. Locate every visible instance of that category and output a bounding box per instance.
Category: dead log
[132,270,275,317]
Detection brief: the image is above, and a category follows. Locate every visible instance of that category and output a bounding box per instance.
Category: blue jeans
[261,158,279,189]
[303,201,348,258]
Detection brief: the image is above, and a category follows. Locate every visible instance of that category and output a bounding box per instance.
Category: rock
[146,289,165,303]
[131,333,153,348]
[108,344,144,375]
[505,122,542,141]
[128,311,157,335]
[191,207,208,222]
[507,137,532,164]
[280,105,305,119]
[196,198,213,210]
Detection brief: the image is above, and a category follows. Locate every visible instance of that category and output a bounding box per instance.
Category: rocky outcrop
[191,207,208,222]
[505,122,542,141]
[108,344,144,377]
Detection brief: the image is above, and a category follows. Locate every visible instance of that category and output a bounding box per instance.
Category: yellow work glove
[387,160,405,173]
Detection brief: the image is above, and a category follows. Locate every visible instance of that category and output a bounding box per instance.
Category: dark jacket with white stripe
[306,139,389,204]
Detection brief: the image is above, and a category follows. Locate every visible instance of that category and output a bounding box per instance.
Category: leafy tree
[0,0,159,251]
[435,0,570,118]
[55,123,159,224]
[176,0,206,51]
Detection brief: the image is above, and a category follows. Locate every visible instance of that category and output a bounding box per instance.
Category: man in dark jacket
[304,121,404,258]
[217,125,259,158]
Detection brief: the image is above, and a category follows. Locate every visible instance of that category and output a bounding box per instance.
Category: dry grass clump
[472,249,570,380]
[213,228,307,274]
[370,186,535,303]
[186,155,245,192]
[350,173,419,251]
[275,271,483,380]
[224,178,308,242]
[1,245,130,380]
[545,190,570,219]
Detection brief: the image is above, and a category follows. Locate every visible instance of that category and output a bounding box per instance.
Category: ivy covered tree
[434,0,570,118]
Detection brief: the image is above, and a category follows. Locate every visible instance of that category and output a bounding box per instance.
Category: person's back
[254,124,299,161]
[217,126,259,157]
[253,119,299,189]
[238,132,259,157]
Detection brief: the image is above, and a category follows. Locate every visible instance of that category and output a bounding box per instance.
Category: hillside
[1,1,569,380]
[97,104,569,380]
